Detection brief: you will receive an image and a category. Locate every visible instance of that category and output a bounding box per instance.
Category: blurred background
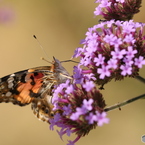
[0,0,145,145]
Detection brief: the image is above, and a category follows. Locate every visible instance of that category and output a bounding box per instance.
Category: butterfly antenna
[33,35,51,60]
[41,57,53,64]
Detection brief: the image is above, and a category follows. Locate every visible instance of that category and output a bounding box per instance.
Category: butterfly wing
[0,66,54,106]
[0,58,70,122]
[31,95,54,122]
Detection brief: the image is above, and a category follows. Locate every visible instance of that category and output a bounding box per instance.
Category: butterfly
[0,57,70,122]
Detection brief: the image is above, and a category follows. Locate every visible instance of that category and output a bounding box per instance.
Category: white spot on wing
[5,92,12,97]
[8,82,14,88]
[7,77,14,82]
[10,74,15,77]
[37,101,41,106]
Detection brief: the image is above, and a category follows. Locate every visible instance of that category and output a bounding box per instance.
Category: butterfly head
[52,57,71,84]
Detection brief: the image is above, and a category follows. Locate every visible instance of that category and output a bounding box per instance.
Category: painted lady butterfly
[0,57,70,122]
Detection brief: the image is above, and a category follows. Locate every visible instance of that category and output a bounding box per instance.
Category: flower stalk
[104,93,145,112]
[135,75,145,84]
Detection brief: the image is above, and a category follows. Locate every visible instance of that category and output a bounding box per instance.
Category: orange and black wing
[0,58,70,122]
[0,66,54,106]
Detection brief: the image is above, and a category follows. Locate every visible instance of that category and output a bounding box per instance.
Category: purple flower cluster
[50,80,109,145]
[94,0,142,21]
[73,20,145,86]
[48,1,145,145]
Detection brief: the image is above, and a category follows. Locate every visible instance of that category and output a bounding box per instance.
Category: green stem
[135,75,145,84]
[104,93,145,112]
